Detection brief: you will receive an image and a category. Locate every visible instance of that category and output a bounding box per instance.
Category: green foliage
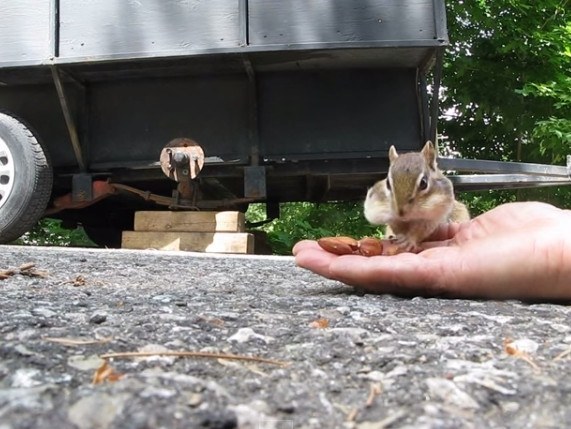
[461,191,516,216]
[14,218,95,247]
[519,76,571,162]
[441,0,571,211]
[443,0,571,166]
[247,203,384,255]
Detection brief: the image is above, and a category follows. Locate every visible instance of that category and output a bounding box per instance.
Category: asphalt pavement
[1,245,571,429]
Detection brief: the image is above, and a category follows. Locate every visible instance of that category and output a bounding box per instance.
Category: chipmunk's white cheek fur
[364,192,393,225]
[409,194,453,223]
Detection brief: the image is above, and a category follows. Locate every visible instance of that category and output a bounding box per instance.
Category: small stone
[65,313,88,324]
[426,378,479,410]
[11,368,42,388]
[139,386,176,399]
[68,393,128,429]
[135,344,176,364]
[501,401,520,413]
[550,323,571,333]
[362,371,385,382]
[385,365,409,379]
[228,328,275,344]
[68,355,105,371]
[329,327,369,344]
[277,403,296,414]
[89,311,107,324]
[32,307,56,318]
[13,344,36,357]
[505,338,539,354]
[230,403,271,429]
[349,311,365,320]
[152,294,173,303]
[187,393,203,407]
[195,410,237,429]
[336,306,351,315]
[93,327,115,339]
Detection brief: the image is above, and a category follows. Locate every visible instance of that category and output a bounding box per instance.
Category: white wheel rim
[0,136,15,209]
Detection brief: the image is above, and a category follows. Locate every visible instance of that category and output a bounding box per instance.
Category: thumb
[424,222,462,242]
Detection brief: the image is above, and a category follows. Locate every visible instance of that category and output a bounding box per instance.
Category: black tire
[0,112,53,243]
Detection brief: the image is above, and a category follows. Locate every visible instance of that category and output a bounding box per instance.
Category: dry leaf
[197,315,225,328]
[0,264,47,280]
[503,338,540,371]
[0,270,16,280]
[554,347,571,361]
[309,318,330,329]
[504,338,538,354]
[346,408,359,422]
[206,317,225,328]
[61,275,87,286]
[100,350,288,367]
[71,275,87,286]
[19,262,36,271]
[20,267,49,278]
[365,383,382,407]
[92,360,124,384]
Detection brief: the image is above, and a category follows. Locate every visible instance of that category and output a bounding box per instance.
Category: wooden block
[122,231,254,254]
[134,211,245,233]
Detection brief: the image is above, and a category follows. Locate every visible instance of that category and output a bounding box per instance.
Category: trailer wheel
[0,112,53,243]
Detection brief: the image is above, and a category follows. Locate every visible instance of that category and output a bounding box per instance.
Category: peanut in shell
[317,237,358,255]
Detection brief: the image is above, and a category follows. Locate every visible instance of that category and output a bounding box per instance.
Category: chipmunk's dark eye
[419,176,428,191]
[386,178,392,192]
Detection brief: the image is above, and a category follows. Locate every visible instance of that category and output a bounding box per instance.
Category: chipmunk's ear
[388,145,398,163]
[422,141,437,170]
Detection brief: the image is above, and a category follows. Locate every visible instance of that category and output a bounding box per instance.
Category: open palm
[293,202,571,300]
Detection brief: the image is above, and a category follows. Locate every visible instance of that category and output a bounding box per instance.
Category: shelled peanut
[317,236,404,256]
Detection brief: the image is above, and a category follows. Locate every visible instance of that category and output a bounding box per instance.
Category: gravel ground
[1,245,571,429]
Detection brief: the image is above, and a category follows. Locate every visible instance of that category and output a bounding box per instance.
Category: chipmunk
[364,141,470,252]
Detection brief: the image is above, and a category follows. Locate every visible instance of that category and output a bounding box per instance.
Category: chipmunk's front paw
[392,235,421,254]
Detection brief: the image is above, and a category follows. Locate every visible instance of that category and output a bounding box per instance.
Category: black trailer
[0,0,569,246]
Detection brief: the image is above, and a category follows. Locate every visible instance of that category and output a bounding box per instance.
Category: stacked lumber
[122,211,253,254]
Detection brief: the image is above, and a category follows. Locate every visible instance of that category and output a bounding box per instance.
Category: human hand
[293,202,571,300]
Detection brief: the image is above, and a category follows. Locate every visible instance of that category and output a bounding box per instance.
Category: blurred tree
[441,0,570,209]
[443,0,570,161]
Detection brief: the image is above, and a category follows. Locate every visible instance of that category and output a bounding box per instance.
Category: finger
[424,222,463,242]
[292,240,320,256]
[294,247,341,279]
[420,238,455,250]
[417,223,465,250]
